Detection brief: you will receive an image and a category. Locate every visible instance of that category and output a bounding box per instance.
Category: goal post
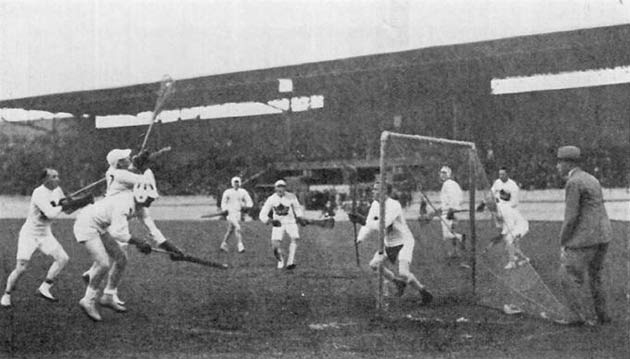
[376,131,574,322]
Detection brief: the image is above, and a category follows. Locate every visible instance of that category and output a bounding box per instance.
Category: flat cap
[557,146,581,160]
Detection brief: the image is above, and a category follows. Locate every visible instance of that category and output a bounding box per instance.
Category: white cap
[231,176,241,186]
[274,179,287,187]
[106,149,132,167]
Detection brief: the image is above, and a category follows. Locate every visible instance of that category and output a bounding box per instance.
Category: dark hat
[557,146,581,160]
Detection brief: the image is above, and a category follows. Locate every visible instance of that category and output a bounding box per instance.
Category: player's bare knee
[55,250,70,266]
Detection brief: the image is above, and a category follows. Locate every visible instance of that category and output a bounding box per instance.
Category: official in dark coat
[556,146,612,325]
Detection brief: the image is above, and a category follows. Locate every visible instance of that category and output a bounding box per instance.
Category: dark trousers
[559,243,609,322]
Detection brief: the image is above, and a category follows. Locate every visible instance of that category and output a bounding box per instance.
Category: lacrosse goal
[375,131,573,322]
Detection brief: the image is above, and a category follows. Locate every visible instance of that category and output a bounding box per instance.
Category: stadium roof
[1,24,629,117]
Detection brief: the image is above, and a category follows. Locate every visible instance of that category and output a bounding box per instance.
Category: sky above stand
[1,0,629,100]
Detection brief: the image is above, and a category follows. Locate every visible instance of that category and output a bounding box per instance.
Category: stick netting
[379,131,573,322]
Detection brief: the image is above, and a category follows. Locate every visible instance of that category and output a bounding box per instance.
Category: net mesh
[378,131,573,322]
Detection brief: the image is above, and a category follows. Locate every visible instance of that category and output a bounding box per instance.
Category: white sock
[84,286,99,301]
[103,287,117,296]
[287,242,297,265]
[40,281,52,291]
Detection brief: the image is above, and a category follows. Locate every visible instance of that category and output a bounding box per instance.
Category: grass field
[0,218,628,358]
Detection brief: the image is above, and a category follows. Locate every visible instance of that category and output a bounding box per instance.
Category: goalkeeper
[438,166,466,258]
[349,179,433,304]
[493,191,530,269]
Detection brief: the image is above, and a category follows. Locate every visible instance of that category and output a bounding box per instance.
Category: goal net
[375,131,574,322]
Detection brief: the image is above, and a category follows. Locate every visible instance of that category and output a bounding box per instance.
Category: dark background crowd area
[1,25,629,197]
[0,117,627,199]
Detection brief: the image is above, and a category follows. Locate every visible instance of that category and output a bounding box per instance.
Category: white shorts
[441,215,457,240]
[16,228,63,261]
[226,214,242,230]
[73,218,101,244]
[271,224,300,241]
[369,240,415,269]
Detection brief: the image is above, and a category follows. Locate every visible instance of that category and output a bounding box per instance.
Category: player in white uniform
[438,166,466,257]
[74,169,183,321]
[258,180,304,270]
[491,167,520,208]
[351,179,433,303]
[82,148,148,306]
[219,176,253,253]
[494,193,530,269]
[1,169,70,307]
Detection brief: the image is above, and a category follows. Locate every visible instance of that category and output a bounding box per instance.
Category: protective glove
[131,150,151,170]
[347,212,366,226]
[59,194,94,214]
[270,219,282,227]
[129,237,152,254]
[159,240,185,261]
[296,217,308,227]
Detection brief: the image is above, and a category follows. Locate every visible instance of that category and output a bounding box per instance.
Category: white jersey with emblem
[491,178,520,207]
[357,198,414,248]
[21,185,65,237]
[440,179,463,211]
[221,188,253,218]
[105,167,146,197]
[258,192,303,225]
[74,192,166,244]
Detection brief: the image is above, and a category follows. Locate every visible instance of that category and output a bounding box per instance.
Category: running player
[73,169,183,321]
[349,178,433,304]
[219,176,253,253]
[1,169,70,307]
[82,148,149,306]
[258,180,305,270]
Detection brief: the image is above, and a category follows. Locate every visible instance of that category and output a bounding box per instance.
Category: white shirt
[491,178,520,208]
[440,179,463,211]
[357,198,414,247]
[105,167,146,197]
[77,192,166,244]
[496,202,529,237]
[258,192,303,225]
[221,188,253,215]
[22,185,65,236]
